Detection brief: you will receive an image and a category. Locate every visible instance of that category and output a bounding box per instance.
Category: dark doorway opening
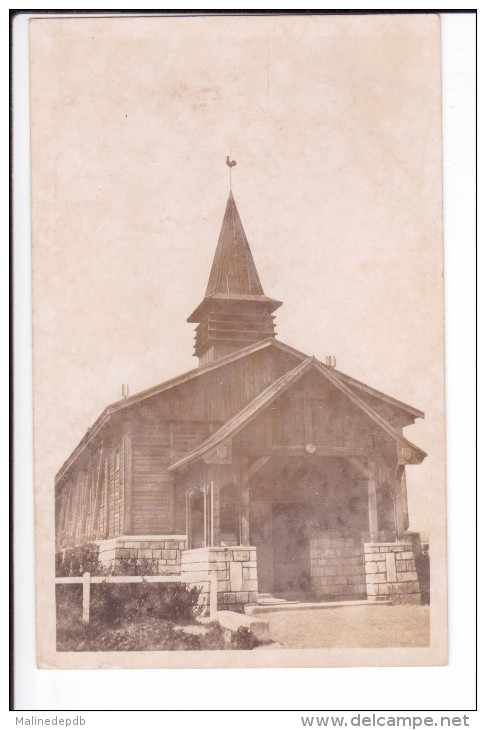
[250,501,311,598]
[272,503,311,597]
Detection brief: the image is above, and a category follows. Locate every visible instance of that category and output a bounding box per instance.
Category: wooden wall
[55,347,411,546]
[56,440,124,547]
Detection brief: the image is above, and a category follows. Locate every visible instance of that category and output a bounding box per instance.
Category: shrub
[90,582,202,625]
[112,556,159,576]
[55,542,108,577]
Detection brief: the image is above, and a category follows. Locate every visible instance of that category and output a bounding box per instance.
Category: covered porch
[173,445,414,609]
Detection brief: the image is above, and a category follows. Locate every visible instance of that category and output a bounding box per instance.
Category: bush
[112,556,159,576]
[55,542,108,577]
[90,582,202,625]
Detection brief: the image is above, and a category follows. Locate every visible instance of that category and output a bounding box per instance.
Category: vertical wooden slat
[401,469,409,531]
[367,459,379,542]
[92,446,105,538]
[394,464,406,539]
[210,468,221,547]
[122,424,133,534]
[80,468,90,539]
[240,483,250,546]
[303,376,313,445]
[186,490,191,550]
[203,485,208,547]
[104,454,110,538]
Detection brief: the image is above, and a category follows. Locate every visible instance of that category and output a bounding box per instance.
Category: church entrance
[250,500,311,598]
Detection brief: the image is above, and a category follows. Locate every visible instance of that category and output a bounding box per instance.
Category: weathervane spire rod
[226,154,237,190]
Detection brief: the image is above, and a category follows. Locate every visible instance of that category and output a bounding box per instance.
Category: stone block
[231,550,250,562]
[365,552,382,561]
[229,561,243,591]
[218,610,270,641]
[385,552,397,582]
[395,560,407,572]
[242,580,258,592]
[235,591,249,604]
[402,581,421,593]
[365,562,378,574]
[366,573,386,584]
[406,560,416,571]
[400,593,421,605]
[115,548,130,558]
[377,561,386,573]
[216,580,230,592]
[378,583,391,595]
[398,571,418,583]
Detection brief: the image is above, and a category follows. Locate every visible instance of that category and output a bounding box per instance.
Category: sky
[30,14,444,538]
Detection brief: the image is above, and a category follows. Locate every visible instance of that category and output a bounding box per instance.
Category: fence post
[82,572,91,624]
[209,571,218,620]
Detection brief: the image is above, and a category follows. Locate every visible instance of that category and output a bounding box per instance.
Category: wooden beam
[394,464,406,539]
[122,424,133,534]
[104,454,110,538]
[243,454,272,483]
[367,459,379,542]
[210,470,221,547]
[303,378,313,444]
[240,484,250,546]
[91,446,105,538]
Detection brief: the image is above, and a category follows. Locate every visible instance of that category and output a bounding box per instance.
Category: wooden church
[55,186,427,608]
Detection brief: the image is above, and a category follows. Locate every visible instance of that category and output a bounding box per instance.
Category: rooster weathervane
[226,155,237,189]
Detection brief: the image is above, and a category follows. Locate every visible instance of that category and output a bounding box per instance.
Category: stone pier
[181,546,258,613]
[364,541,421,604]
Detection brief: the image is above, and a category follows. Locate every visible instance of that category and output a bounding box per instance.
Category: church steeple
[188,191,282,366]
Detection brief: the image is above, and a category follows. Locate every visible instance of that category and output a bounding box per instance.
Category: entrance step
[245,598,385,615]
[256,593,297,606]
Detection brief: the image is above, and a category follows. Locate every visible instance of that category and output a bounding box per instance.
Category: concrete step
[245,598,384,615]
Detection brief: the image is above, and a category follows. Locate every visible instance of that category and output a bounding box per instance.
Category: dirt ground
[263,603,430,649]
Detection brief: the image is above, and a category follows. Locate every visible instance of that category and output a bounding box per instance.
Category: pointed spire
[205,192,265,297]
[188,190,282,365]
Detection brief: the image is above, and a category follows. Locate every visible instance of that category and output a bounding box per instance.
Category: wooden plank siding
[129,421,212,535]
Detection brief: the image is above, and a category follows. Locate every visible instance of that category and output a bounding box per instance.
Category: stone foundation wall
[181,546,258,612]
[309,531,368,599]
[364,541,421,604]
[96,535,187,574]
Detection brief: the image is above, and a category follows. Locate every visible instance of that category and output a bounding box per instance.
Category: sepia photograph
[29,13,447,669]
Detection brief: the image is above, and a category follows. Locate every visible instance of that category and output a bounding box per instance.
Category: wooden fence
[55,572,218,624]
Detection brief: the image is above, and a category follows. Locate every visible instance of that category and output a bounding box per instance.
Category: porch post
[240,484,250,546]
[185,490,192,550]
[394,464,406,539]
[367,458,379,542]
[210,468,221,547]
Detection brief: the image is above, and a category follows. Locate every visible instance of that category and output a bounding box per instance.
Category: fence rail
[55,572,218,624]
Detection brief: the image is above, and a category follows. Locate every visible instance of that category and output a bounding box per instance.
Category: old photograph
[30,13,447,669]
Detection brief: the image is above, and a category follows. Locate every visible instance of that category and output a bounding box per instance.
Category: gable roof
[168,357,427,472]
[56,337,424,482]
